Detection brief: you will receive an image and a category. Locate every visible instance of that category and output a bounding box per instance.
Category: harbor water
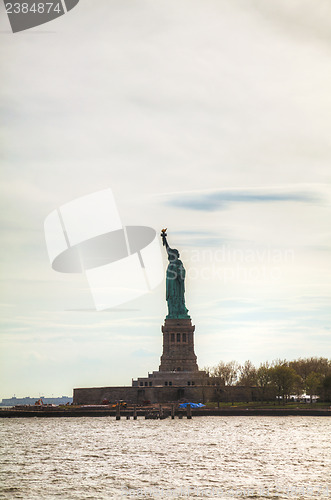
[1,416,330,499]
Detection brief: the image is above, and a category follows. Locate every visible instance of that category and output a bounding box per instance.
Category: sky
[0,0,330,399]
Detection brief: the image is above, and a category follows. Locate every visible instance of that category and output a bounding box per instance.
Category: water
[0,416,330,499]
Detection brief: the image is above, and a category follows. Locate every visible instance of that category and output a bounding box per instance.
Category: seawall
[1,407,330,418]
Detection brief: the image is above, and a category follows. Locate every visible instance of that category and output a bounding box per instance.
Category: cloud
[165,188,322,212]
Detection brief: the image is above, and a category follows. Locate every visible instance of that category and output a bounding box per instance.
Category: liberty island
[2,232,330,411]
[73,230,211,405]
[70,231,331,407]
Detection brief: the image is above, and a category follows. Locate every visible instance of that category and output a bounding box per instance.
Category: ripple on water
[0,416,330,499]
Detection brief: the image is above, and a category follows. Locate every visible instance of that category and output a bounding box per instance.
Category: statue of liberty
[161,229,190,319]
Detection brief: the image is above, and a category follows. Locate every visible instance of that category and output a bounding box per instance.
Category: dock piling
[116,404,121,420]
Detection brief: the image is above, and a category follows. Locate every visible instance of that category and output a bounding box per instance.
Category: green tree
[270,364,298,404]
[290,357,331,388]
[256,362,273,403]
[213,360,240,385]
[305,372,322,404]
[321,375,331,402]
[238,360,257,402]
[211,360,240,406]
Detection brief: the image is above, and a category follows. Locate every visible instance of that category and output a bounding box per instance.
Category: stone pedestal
[159,318,198,372]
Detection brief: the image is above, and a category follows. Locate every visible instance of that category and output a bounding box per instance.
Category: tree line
[203,357,331,404]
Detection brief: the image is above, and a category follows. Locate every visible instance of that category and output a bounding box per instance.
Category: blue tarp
[179,402,205,409]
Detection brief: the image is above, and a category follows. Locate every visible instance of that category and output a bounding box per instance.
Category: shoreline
[1,407,330,418]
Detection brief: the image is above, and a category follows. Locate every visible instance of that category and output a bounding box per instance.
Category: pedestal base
[159,318,198,372]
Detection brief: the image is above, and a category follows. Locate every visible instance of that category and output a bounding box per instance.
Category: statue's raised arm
[161,228,177,261]
[161,228,169,251]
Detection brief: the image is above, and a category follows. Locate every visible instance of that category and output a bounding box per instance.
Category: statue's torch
[161,228,168,247]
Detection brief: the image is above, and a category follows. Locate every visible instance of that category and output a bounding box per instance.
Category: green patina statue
[161,229,190,319]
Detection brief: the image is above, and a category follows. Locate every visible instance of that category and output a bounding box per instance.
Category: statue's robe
[166,253,189,318]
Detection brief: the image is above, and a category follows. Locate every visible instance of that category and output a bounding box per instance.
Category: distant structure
[0,396,73,407]
[74,230,211,404]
